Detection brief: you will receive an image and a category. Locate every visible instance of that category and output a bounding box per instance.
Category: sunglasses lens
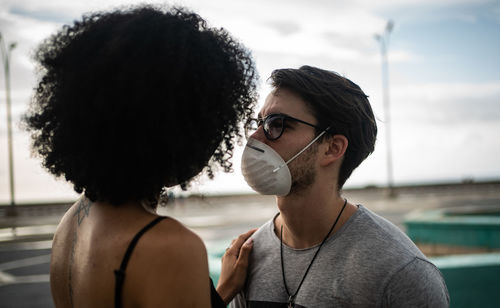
[264,115,284,140]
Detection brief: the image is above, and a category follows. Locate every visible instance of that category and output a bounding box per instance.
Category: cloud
[493,5,500,21]
[1,0,148,19]
[393,81,500,102]
[9,6,73,23]
[390,81,500,125]
[354,0,494,9]
[264,20,301,36]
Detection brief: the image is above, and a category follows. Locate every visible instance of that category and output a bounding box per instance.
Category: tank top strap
[114,216,166,308]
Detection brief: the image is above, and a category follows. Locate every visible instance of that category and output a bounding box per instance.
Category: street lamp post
[375,20,396,197]
[0,33,17,214]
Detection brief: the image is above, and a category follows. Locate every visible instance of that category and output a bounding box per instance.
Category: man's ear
[319,135,348,167]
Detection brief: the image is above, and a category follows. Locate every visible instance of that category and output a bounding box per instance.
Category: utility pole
[0,32,17,215]
[375,20,396,198]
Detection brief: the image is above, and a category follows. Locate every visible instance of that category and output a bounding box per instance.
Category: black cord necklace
[280,198,348,308]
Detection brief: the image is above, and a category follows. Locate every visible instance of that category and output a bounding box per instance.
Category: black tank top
[113,216,225,307]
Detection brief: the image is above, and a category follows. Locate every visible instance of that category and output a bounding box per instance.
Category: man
[233,66,449,307]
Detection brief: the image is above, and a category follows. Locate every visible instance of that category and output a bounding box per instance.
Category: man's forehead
[258,91,279,117]
[258,88,313,119]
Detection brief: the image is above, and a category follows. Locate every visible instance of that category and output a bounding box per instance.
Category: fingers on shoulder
[236,241,253,267]
[225,230,256,259]
[232,228,257,248]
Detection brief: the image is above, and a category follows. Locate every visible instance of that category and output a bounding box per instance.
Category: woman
[24,5,258,307]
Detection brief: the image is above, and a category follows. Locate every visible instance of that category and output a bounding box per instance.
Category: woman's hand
[216,228,257,305]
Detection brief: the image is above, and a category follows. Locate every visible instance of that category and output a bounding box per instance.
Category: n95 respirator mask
[241,138,292,196]
[241,129,328,196]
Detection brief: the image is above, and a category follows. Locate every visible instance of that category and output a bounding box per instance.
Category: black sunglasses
[246,113,320,140]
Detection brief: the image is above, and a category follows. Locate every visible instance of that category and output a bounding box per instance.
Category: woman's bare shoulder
[51,200,82,248]
[139,216,208,271]
[150,217,206,256]
[128,217,211,307]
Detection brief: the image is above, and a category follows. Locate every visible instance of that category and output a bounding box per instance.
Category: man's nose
[250,126,267,144]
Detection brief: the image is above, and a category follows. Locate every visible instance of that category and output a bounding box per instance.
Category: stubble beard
[289,143,318,195]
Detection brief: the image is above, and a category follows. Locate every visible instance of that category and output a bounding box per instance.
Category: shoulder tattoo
[73,197,93,226]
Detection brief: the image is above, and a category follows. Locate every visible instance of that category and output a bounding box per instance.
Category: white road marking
[0,254,51,271]
[0,253,51,286]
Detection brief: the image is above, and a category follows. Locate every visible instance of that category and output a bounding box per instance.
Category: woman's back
[50,198,210,307]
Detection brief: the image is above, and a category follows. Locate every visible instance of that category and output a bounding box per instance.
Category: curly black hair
[24,5,258,205]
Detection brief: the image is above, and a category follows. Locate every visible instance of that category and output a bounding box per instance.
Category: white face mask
[241,129,329,196]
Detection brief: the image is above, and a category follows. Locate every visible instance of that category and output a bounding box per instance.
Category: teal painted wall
[407,210,500,307]
[406,220,500,248]
[405,209,500,248]
[432,254,500,308]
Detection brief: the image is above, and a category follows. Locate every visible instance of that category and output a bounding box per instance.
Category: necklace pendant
[288,295,294,308]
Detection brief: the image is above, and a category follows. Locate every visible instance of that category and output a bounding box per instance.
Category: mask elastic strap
[272,127,330,173]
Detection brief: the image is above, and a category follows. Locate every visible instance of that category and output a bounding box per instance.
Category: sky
[0,0,499,202]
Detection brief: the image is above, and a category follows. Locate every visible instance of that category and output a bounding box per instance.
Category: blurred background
[0,0,499,307]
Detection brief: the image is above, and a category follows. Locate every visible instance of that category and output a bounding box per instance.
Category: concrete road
[0,240,52,307]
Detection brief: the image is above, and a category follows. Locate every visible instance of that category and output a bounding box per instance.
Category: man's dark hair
[24,5,258,205]
[270,65,377,190]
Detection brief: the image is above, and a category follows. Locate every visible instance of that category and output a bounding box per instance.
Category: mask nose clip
[246,143,265,153]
